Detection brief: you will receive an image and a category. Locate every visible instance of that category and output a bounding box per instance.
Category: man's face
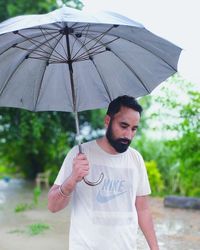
[106,106,140,153]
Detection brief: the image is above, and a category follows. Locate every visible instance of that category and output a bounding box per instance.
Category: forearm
[48,176,76,213]
[137,208,159,250]
[48,153,89,212]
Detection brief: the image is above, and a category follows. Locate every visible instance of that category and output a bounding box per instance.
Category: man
[48,95,159,250]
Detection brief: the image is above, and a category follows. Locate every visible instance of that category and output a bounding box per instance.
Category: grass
[14,187,42,213]
[7,223,50,236]
[27,223,50,236]
[14,203,33,213]
[8,229,25,234]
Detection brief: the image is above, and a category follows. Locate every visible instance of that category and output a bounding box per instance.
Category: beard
[106,122,131,153]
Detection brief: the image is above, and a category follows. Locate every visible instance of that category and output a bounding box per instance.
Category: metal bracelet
[59,185,72,198]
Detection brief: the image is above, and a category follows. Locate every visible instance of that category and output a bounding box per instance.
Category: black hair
[106,95,143,117]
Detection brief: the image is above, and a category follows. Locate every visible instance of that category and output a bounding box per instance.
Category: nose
[124,128,134,140]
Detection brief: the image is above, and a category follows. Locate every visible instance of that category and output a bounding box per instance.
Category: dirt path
[0,180,200,250]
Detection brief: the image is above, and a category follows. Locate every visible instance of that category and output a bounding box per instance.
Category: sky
[82,0,200,91]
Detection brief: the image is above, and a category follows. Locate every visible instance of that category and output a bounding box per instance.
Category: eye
[120,123,128,129]
[121,124,127,128]
[132,127,138,131]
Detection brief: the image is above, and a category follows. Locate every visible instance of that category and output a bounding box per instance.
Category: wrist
[59,185,71,198]
[150,245,159,250]
[61,175,76,195]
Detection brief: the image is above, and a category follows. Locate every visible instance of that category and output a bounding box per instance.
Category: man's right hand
[70,153,90,183]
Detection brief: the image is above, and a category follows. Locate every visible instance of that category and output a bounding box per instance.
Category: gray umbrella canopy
[0,7,181,113]
[0,7,181,185]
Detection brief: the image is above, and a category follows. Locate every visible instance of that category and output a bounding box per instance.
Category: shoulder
[127,147,146,171]
[81,140,96,151]
[128,147,143,161]
[65,141,96,159]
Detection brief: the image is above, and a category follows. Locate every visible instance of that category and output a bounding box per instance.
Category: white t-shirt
[54,140,151,250]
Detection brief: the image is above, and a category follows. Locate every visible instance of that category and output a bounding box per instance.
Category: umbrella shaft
[74,111,82,153]
[65,30,77,111]
[65,29,82,153]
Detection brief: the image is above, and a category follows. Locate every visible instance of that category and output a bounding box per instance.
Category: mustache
[117,138,131,144]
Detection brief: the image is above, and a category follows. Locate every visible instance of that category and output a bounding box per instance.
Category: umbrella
[0,6,182,186]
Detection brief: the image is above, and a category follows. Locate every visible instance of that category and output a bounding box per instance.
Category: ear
[104,115,111,128]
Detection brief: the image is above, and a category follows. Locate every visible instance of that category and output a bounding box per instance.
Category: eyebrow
[120,122,129,126]
[120,122,138,129]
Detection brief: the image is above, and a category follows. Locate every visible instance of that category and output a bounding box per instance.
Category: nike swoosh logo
[96,191,127,203]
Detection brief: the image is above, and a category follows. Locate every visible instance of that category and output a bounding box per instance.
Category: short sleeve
[54,146,78,185]
[136,152,151,196]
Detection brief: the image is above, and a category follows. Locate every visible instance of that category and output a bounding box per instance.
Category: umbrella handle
[75,115,104,186]
[83,173,104,186]
[79,143,104,186]
[77,145,104,186]
[77,130,104,187]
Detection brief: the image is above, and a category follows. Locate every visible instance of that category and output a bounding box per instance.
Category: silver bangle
[59,185,72,198]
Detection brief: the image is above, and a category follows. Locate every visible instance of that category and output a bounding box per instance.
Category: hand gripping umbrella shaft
[74,111,104,186]
[66,30,104,186]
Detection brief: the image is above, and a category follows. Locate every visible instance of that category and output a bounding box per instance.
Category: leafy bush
[145,161,164,195]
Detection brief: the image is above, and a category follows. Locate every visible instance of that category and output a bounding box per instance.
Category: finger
[77,153,88,160]
[75,158,89,166]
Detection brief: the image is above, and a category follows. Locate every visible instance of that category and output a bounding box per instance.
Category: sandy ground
[0,182,200,250]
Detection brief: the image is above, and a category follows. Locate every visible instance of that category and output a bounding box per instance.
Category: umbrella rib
[0,33,62,61]
[73,51,106,62]
[79,29,177,72]
[0,29,58,56]
[71,43,104,61]
[14,29,59,47]
[71,25,118,61]
[109,48,151,93]
[82,33,150,92]
[71,26,102,60]
[0,53,29,99]
[70,23,91,57]
[40,27,61,55]
[70,35,112,101]
[33,63,48,111]
[15,31,67,62]
[14,46,63,63]
[75,33,150,95]
[73,37,119,62]
[90,58,112,102]
[70,25,177,72]
[33,32,67,110]
[39,27,69,62]
[0,46,13,56]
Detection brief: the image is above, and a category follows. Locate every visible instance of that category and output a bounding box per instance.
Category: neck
[96,136,119,155]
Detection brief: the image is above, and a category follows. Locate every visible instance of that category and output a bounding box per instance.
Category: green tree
[0,0,83,22]
[168,90,199,196]
[133,75,200,197]
[0,108,105,179]
[154,76,200,196]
